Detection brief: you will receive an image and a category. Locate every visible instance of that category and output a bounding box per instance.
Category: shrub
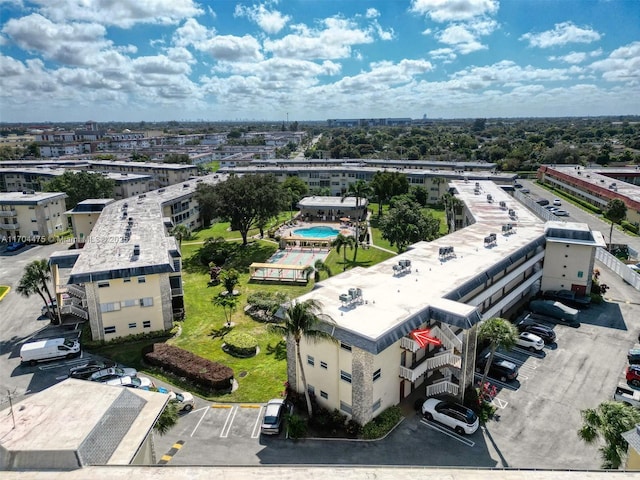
[345,419,362,438]
[622,221,639,235]
[286,413,307,439]
[223,332,258,357]
[362,406,402,439]
[144,343,234,393]
[477,401,497,424]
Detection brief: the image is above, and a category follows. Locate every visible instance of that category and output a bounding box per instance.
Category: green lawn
[187,212,296,242]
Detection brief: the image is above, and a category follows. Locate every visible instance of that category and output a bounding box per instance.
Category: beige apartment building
[49,174,226,340]
[0,191,67,242]
[289,180,605,425]
[85,160,198,189]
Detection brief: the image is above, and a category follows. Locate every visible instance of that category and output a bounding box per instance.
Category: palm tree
[212,293,239,327]
[153,401,179,436]
[477,317,518,390]
[20,260,60,324]
[303,259,332,283]
[170,224,190,247]
[603,199,627,251]
[331,233,356,272]
[344,180,373,262]
[578,401,640,469]
[269,299,336,417]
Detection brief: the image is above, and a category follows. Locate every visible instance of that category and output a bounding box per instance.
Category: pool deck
[277,221,354,240]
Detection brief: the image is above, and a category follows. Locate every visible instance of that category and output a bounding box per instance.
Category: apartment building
[85,161,198,189]
[0,191,67,241]
[538,165,640,225]
[218,163,515,202]
[49,174,225,340]
[288,180,605,425]
[66,199,116,248]
[0,168,152,200]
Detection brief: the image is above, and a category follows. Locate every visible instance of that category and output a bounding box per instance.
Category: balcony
[66,284,86,299]
[0,210,16,217]
[171,287,183,296]
[0,223,20,231]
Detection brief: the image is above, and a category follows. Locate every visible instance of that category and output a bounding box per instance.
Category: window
[128,322,137,329]
[97,281,110,288]
[340,342,352,352]
[143,320,151,328]
[320,391,328,399]
[307,355,315,366]
[373,368,381,382]
[340,401,352,414]
[123,277,131,283]
[320,361,328,369]
[372,399,381,412]
[139,297,153,307]
[137,276,146,283]
[121,299,137,308]
[104,326,116,334]
[307,384,315,395]
[100,302,120,313]
[340,370,352,383]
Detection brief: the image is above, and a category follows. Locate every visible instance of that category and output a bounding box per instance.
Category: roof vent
[392,259,412,276]
[133,244,140,256]
[502,224,515,235]
[438,246,455,259]
[339,288,363,307]
[484,233,497,247]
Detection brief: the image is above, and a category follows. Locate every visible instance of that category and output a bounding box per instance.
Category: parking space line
[491,397,508,409]
[512,347,545,359]
[190,404,211,437]
[220,405,238,438]
[251,406,264,439]
[419,419,475,447]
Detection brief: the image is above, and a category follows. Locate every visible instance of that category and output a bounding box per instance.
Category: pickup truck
[614,384,640,408]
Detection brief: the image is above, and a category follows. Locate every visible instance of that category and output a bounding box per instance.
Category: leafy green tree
[331,233,356,271]
[370,171,409,216]
[153,401,179,436]
[269,299,336,417]
[282,176,309,209]
[378,197,440,252]
[219,268,240,295]
[578,401,640,469]
[604,199,627,251]
[477,317,518,389]
[303,259,332,283]
[163,153,191,164]
[196,174,283,245]
[212,293,239,326]
[43,171,115,209]
[344,179,373,261]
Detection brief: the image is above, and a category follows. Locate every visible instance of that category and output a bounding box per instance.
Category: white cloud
[2,14,110,66]
[366,8,380,19]
[234,3,291,34]
[451,60,572,90]
[429,48,457,62]
[173,18,212,48]
[520,22,602,48]
[30,0,203,28]
[199,35,263,62]
[437,24,485,54]
[589,41,640,84]
[264,16,374,60]
[410,0,498,23]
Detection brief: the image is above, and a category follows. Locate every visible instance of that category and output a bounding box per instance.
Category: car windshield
[63,339,75,348]
[130,378,141,386]
[263,416,278,424]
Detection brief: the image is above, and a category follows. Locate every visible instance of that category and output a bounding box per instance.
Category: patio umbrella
[340,217,350,222]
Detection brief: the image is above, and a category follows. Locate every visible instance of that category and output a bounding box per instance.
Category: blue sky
[0,0,639,122]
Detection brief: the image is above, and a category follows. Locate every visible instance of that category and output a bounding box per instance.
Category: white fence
[595,247,640,291]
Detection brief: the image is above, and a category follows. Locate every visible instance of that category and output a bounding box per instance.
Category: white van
[20,338,81,366]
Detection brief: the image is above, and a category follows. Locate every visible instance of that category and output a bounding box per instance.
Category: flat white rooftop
[298,196,362,208]
[0,191,67,204]
[295,180,547,350]
[545,165,640,203]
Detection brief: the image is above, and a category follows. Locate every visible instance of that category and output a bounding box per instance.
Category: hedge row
[622,221,639,235]
[361,406,402,439]
[144,343,234,392]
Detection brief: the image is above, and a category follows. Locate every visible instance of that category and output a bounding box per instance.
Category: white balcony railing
[398,351,461,382]
[66,284,86,299]
[426,379,459,397]
[0,210,16,217]
[0,223,20,231]
[61,304,89,320]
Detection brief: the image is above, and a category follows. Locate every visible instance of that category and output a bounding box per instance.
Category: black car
[476,353,519,382]
[541,290,591,309]
[516,321,556,344]
[68,360,116,380]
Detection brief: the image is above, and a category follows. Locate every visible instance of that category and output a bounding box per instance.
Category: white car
[553,209,569,217]
[421,398,479,435]
[516,332,545,352]
[89,366,138,382]
[106,375,154,389]
[169,391,195,412]
[628,263,640,273]
[553,199,562,206]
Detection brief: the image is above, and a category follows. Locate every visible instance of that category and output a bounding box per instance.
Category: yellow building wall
[626,447,640,470]
[70,212,100,245]
[371,341,402,413]
[541,243,592,291]
[94,274,165,340]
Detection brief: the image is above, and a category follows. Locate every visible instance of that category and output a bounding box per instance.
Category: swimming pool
[293,226,340,238]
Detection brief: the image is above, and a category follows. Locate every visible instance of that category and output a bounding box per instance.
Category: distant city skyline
[0,1,639,123]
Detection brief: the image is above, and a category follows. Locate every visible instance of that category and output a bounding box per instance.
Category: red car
[626,365,640,387]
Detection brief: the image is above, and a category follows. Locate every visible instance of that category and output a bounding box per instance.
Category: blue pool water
[293,226,340,238]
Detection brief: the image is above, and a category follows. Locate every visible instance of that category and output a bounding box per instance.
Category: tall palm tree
[212,293,239,327]
[603,199,627,251]
[578,401,640,469]
[331,233,356,272]
[22,260,60,324]
[170,224,190,247]
[17,270,54,323]
[477,317,518,390]
[153,401,179,436]
[302,259,332,283]
[344,180,373,262]
[269,299,336,417]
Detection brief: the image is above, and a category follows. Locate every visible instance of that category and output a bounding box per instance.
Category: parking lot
[2,238,640,470]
